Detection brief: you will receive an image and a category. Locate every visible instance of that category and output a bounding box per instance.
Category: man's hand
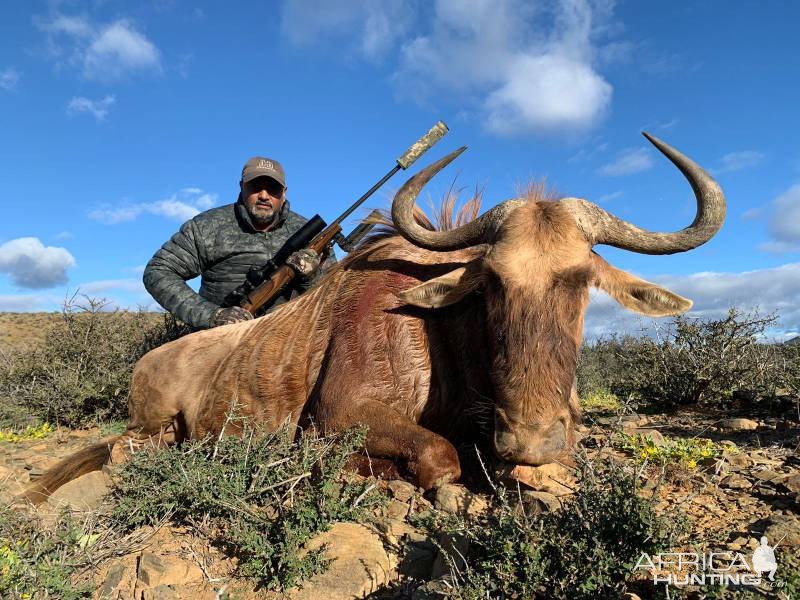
[213,306,254,327]
[286,248,320,279]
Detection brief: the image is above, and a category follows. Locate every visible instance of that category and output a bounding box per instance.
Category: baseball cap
[241,156,286,187]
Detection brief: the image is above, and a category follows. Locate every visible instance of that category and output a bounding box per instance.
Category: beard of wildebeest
[482,202,589,466]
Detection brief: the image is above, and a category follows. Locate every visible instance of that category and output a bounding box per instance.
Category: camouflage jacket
[143,199,335,329]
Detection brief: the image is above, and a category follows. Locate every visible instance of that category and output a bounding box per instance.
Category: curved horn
[562,132,726,254]
[392,147,522,251]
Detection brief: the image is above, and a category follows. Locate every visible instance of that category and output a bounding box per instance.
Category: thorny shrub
[418,452,687,600]
[0,506,96,600]
[0,296,189,428]
[110,420,385,592]
[579,307,800,406]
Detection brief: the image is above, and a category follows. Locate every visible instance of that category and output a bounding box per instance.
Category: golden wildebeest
[26,133,725,502]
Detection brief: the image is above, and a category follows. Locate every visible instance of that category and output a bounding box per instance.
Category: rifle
[222,121,450,315]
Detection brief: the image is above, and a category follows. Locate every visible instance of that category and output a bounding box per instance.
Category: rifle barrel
[333,164,400,227]
[332,121,449,227]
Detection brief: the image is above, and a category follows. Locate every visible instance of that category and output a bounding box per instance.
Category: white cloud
[483,53,612,134]
[67,94,115,121]
[0,237,76,289]
[282,0,618,135]
[711,151,765,175]
[0,67,20,91]
[741,207,763,221]
[84,20,161,80]
[77,278,145,294]
[584,262,800,340]
[38,14,94,38]
[568,141,609,164]
[0,295,48,311]
[398,0,614,135]
[759,184,800,253]
[282,0,414,62]
[597,147,653,176]
[36,14,161,81]
[89,188,218,224]
[596,190,622,203]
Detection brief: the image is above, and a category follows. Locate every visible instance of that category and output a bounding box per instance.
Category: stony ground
[2,404,799,599]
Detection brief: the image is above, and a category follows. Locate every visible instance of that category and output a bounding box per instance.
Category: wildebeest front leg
[319,398,461,490]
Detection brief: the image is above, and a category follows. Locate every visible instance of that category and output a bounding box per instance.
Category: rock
[718,418,759,432]
[621,414,650,429]
[412,576,456,599]
[627,428,666,446]
[141,586,180,600]
[46,470,112,512]
[495,462,576,497]
[376,518,426,545]
[728,536,748,551]
[398,540,437,580]
[723,450,753,472]
[138,585,218,600]
[722,474,752,490]
[288,522,393,599]
[765,515,800,547]
[430,532,469,580]
[783,473,800,494]
[753,469,786,483]
[434,484,489,516]
[386,498,410,521]
[27,467,44,480]
[623,594,642,600]
[387,480,417,503]
[749,451,783,467]
[96,562,132,599]
[136,552,204,590]
[518,491,562,515]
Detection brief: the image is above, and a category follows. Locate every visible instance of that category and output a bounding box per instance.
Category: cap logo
[258,159,274,170]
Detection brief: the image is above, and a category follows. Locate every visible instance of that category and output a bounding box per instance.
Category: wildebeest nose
[493,409,569,466]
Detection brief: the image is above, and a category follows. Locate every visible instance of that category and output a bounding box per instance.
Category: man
[143,156,334,328]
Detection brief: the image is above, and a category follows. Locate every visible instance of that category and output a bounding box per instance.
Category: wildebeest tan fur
[25,133,725,502]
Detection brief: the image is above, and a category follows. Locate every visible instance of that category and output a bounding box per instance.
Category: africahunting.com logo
[634,536,785,589]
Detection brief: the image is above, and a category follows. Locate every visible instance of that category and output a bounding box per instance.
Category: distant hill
[0,312,62,350]
[786,336,800,346]
[0,311,163,351]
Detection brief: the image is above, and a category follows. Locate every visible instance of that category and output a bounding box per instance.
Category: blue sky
[1,1,799,338]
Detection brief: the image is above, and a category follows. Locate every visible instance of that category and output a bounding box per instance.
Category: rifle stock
[240,222,342,314]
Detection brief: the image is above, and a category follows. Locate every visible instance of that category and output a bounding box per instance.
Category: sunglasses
[246,177,285,198]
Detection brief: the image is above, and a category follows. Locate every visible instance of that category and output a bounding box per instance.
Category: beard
[245,201,277,227]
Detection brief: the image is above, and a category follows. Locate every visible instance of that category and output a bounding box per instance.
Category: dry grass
[0,313,62,350]
[0,312,165,351]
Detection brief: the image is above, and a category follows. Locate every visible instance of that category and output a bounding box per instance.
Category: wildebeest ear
[397,262,483,309]
[592,253,692,317]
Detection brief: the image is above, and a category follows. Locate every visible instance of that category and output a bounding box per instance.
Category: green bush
[577,336,629,398]
[110,420,384,591]
[0,296,189,428]
[579,308,792,406]
[0,506,95,599]
[423,453,687,599]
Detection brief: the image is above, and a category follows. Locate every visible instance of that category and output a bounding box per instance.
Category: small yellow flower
[686,459,697,469]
